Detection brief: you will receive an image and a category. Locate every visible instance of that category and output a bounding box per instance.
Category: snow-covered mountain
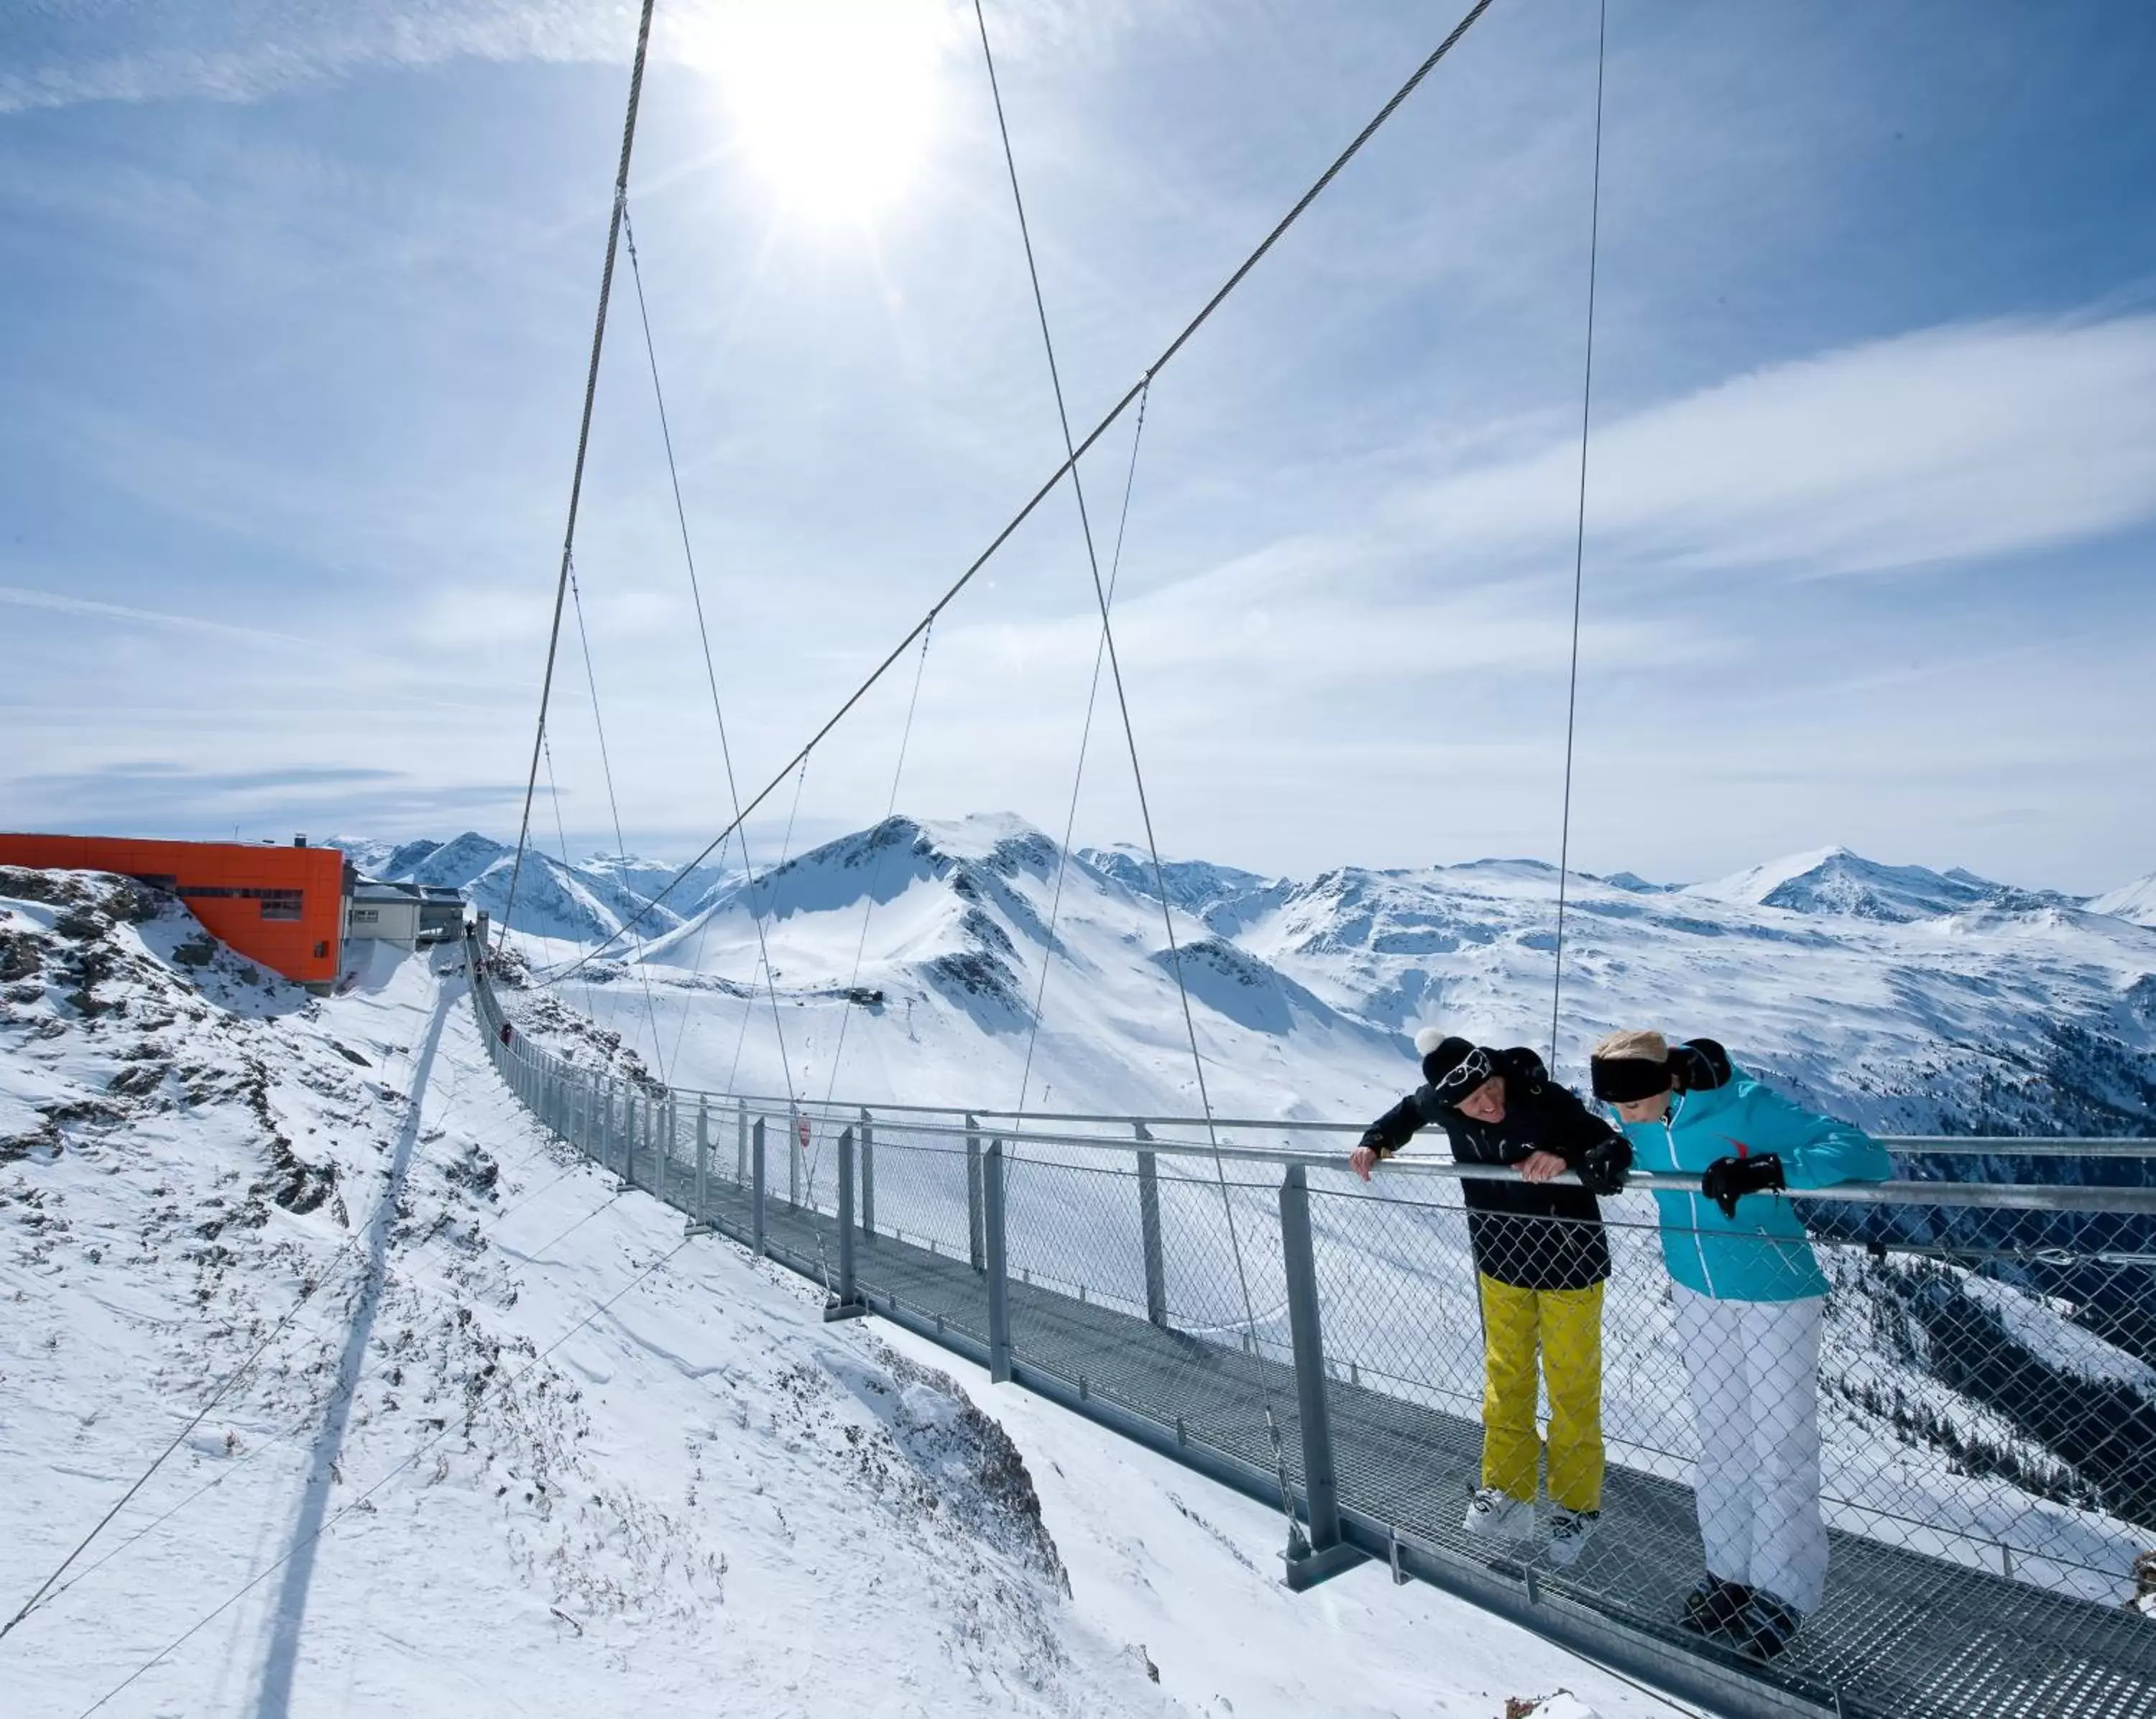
[438,814,2156,1143]
[328,831,734,947]
[2091,872,2156,929]
[1688,845,2076,922]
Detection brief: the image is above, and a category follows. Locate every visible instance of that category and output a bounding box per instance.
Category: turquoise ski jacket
[1617,1064,1891,1302]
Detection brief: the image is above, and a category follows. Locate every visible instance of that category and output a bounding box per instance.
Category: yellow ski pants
[1478,1273,1606,1513]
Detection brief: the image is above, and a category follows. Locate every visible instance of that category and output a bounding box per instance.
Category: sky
[2,0,2153,894]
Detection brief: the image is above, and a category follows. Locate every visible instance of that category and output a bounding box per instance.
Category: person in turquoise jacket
[1590,1028,1891,1662]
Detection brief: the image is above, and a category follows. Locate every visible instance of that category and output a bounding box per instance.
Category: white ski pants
[1670,1285,1828,1614]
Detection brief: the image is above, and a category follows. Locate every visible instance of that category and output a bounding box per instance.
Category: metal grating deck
[665,1163,2156,1719]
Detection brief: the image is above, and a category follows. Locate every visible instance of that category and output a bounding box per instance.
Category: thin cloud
[1404,313,2156,579]
[0,1,635,115]
[0,583,309,648]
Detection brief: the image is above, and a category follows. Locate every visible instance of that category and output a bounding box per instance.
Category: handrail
[473,963,2156,1212]
[654,1087,2156,1158]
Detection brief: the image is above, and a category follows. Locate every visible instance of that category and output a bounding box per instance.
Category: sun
[677,0,959,229]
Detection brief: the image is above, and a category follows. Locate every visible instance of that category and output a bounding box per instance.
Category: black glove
[1701,1152,1785,1217]
[1354,1127,1388,1158]
[1578,1137,1631,1196]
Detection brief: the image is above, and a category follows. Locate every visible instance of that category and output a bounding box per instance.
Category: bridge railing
[468,949,2156,1717]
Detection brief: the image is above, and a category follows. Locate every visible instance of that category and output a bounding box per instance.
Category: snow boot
[1544,1508,1600,1567]
[1680,1577,1754,1639]
[1462,1486,1534,1542]
[1733,1593,1804,1659]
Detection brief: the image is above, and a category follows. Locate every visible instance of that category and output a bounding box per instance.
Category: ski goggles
[1432,1045,1496,1105]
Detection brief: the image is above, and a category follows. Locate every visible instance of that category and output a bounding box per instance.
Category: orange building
[0,834,346,988]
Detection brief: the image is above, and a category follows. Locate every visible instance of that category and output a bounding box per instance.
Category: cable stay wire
[540,729,610,1034]
[616,195,800,1123]
[3,978,483,1640]
[1011,376,1150,1124]
[2,1286,322,1642]
[498,0,660,951]
[970,0,1307,1545]
[724,753,810,1101]
[566,562,671,1082]
[71,1231,694,1719]
[1547,0,1608,1073]
[806,617,936,1199]
[533,0,1503,992]
[20,1054,646,1630]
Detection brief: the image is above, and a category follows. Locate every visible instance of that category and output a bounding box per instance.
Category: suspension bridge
[472,1,2156,1715]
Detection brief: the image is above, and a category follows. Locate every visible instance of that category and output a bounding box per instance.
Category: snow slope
[0,867,1676,1719]
[2091,873,2156,929]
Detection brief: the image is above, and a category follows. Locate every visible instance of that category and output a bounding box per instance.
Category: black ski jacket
[1362,1046,1616,1291]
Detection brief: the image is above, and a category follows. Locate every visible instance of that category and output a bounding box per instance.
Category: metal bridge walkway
[665,1161,2155,1719]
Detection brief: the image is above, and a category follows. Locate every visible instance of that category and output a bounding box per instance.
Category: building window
[353,908,379,925]
[261,898,302,921]
[180,885,306,904]
[315,941,329,958]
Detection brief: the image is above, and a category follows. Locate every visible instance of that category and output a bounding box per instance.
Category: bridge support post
[825,1126,869,1322]
[859,1107,875,1242]
[696,1098,709,1223]
[751,1116,767,1258]
[967,1114,985,1274]
[985,1137,1010,1381]
[665,1094,678,1204]
[788,1102,801,1209]
[736,1098,747,1186]
[1279,1163,1367,1591]
[1136,1123,1168,1328]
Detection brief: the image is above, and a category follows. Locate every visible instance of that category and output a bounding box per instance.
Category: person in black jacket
[1353,1031,1631,1565]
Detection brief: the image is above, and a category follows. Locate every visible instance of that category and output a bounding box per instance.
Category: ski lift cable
[534,0,1503,990]
[1547,0,1608,1072]
[566,562,672,1082]
[972,0,1306,1547]
[615,197,791,1110]
[1011,377,1151,1124]
[498,0,659,949]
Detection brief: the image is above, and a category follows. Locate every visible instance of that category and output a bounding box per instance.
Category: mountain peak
[1690,847,2007,923]
[2088,872,2156,928]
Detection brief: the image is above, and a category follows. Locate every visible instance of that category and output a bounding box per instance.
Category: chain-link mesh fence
[470,952,2156,1718]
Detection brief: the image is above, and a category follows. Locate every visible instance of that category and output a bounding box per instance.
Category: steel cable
[1011,378,1151,1123]
[617,198,794,1111]
[971,0,1303,1543]
[70,1231,693,1719]
[499,0,658,947]
[566,563,671,1081]
[1547,0,1608,1072]
[533,0,1504,990]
